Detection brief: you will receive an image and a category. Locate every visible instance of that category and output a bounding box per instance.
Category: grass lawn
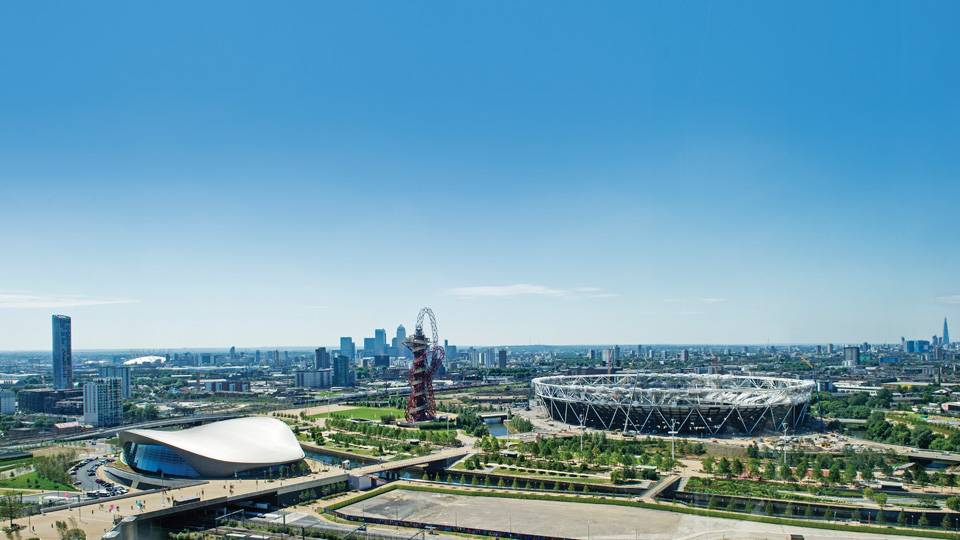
[308,406,406,421]
[0,471,74,491]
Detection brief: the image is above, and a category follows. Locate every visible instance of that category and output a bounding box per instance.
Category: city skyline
[1,3,959,349]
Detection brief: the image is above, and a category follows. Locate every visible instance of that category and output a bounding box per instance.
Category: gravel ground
[339,489,926,540]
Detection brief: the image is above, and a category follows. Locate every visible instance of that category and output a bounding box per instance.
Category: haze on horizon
[1,3,958,351]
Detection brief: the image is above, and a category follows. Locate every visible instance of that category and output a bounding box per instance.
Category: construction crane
[800,355,825,432]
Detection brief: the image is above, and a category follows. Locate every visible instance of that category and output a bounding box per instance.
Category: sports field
[308,406,405,421]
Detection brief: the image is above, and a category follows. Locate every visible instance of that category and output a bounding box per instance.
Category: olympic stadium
[533,374,815,436]
[119,417,305,478]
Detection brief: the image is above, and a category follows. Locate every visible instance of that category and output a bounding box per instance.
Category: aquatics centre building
[119,417,305,478]
[533,373,814,436]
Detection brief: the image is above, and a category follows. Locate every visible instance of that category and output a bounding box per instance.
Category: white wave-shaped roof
[123,416,304,465]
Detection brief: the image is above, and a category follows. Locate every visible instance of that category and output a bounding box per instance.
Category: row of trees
[325,415,460,446]
[516,432,701,469]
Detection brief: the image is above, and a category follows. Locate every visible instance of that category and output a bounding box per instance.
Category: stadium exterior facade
[119,417,305,478]
[534,373,814,436]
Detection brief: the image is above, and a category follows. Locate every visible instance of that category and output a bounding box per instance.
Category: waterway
[486,420,509,438]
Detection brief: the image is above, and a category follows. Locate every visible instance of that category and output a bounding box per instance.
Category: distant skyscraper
[680,349,689,362]
[843,346,860,367]
[229,346,236,361]
[374,329,387,355]
[333,355,351,387]
[498,349,507,369]
[315,347,330,369]
[363,337,376,358]
[52,315,72,390]
[945,318,950,346]
[339,337,355,360]
[396,325,408,358]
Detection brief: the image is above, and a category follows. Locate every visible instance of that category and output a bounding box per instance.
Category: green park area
[0,471,74,491]
[308,406,405,421]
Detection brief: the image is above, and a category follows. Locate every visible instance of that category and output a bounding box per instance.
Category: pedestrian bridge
[354,447,472,475]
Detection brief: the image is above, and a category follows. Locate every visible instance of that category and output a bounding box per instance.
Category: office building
[333,356,352,387]
[373,354,390,367]
[396,325,408,358]
[314,347,330,369]
[83,378,122,428]
[843,346,860,368]
[945,318,951,346]
[360,337,374,359]
[374,329,387,355]
[498,349,507,369]
[98,365,132,398]
[339,337,355,361]
[52,315,73,390]
[0,391,15,415]
[680,349,689,362]
[229,346,236,361]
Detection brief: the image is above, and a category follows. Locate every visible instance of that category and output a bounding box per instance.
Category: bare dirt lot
[339,489,919,540]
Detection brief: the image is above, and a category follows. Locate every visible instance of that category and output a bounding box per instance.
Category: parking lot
[69,457,128,499]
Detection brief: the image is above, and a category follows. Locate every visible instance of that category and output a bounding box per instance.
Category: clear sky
[1,2,958,350]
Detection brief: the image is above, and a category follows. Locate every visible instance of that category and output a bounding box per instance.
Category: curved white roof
[120,417,304,476]
[124,355,166,365]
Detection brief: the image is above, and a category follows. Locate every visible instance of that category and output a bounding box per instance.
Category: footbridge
[354,446,472,475]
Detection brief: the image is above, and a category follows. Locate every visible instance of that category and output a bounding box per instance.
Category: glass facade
[123,442,200,478]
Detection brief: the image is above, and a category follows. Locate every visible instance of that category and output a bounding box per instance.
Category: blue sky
[1,2,958,350]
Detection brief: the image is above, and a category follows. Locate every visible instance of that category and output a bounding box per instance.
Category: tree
[874,492,887,507]
[851,508,861,522]
[824,509,835,522]
[876,510,885,525]
[707,495,718,510]
[779,463,794,482]
[717,458,731,478]
[725,499,737,512]
[610,470,623,484]
[785,504,794,517]
[943,514,951,531]
[919,512,929,528]
[897,509,907,526]
[946,496,960,512]
[862,487,874,500]
[701,456,715,475]
[804,505,815,518]
[0,494,22,528]
[827,464,841,484]
[731,459,744,478]
[764,501,774,516]
[810,465,823,484]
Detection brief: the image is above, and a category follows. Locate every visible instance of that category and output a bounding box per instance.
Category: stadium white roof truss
[534,373,814,436]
